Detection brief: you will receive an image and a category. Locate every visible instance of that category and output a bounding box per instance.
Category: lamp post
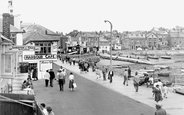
[104,20,113,69]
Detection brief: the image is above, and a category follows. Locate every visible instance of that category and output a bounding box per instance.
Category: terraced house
[0,13,24,93]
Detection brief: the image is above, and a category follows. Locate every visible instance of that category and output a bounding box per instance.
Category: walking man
[123,69,128,86]
[108,68,114,83]
[57,70,65,91]
[102,66,107,81]
[133,72,140,92]
[44,70,50,87]
[128,66,131,80]
[49,69,55,87]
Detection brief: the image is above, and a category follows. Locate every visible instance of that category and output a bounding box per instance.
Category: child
[162,84,168,98]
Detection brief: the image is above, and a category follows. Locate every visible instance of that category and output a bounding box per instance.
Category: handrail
[0,94,34,108]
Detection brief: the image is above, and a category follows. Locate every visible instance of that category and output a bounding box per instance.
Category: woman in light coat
[69,72,75,91]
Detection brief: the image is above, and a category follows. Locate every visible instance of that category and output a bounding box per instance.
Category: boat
[157,72,170,77]
[160,55,172,59]
[175,89,184,95]
[147,55,159,59]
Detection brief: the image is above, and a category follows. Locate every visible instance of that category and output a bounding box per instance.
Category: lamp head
[104,20,107,23]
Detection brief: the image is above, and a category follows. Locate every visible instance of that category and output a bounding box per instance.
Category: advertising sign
[24,54,57,60]
[9,45,41,51]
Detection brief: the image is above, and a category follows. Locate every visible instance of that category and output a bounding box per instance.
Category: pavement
[54,60,184,115]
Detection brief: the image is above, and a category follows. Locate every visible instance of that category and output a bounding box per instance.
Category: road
[33,70,156,115]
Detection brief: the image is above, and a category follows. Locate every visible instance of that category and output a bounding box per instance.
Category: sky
[1,0,184,34]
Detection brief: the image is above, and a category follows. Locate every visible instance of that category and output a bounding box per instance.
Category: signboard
[24,54,57,60]
[9,45,41,51]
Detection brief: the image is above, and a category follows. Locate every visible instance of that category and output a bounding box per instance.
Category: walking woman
[69,72,75,91]
[154,84,163,103]
[133,72,140,92]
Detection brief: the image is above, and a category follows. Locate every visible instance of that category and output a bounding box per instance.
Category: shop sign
[9,45,41,51]
[24,54,57,60]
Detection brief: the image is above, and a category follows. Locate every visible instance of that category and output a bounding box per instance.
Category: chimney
[9,14,14,26]
[2,13,10,39]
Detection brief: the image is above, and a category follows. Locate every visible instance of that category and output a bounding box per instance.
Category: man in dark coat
[108,69,114,83]
[49,69,55,87]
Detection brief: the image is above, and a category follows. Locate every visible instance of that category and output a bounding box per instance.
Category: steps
[12,74,28,94]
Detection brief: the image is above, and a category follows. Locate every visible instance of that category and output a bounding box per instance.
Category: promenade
[54,60,184,115]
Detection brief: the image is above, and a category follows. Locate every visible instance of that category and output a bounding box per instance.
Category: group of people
[132,71,167,115]
[44,66,76,92]
[44,69,55,87]
[28,67,38,81]
[40,103,55,115]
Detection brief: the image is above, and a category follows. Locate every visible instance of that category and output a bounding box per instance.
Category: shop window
[35,42,51,55]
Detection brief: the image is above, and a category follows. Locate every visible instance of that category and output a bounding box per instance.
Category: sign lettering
[24,54,57,60]
[9,45,41,51]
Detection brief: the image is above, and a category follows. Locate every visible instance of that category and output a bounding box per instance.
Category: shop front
[22,53,57,79]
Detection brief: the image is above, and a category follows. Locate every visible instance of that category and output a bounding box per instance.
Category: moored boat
[160,55,172,59]
[147,55,159,59]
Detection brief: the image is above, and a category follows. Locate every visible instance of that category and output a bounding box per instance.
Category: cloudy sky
[1,0,184,34]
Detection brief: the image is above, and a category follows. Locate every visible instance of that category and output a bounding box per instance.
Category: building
[67,30,99,53]
[168,32,184,49]
[21,23,60,79]
[0,13,24,93]
[121,31,147,50]
[98,37,110,52]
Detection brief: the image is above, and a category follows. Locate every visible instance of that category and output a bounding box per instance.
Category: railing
[58,53,97,60]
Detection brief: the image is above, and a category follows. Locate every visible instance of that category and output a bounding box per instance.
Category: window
[35,42,51,55]
[1,54,12,74]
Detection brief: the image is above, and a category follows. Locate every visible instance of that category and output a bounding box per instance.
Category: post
[104,20,113,69]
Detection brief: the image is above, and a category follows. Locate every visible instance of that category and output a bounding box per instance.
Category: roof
[0,18,24,33]
[21,23,60,44]
[99,37,108,42]
[170,32,184,38]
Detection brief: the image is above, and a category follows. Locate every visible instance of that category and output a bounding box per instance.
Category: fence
[59,53,96,58]
[0,93,35,115]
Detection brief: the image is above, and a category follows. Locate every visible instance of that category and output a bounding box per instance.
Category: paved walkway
[54,60,184,115]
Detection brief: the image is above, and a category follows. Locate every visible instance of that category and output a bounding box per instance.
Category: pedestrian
[102,66,107,81]
[95,67,101,79]
[73,57,76,65]
[69,72,75,91]
[155,102,167,115]
[127,66,131,80]
[162,84,168,98]
[108,68,114,83]
[154,84,163,103]
[40,103,48,115]
[32,67,38,81]
[123,69,128,86]
[49,69,55,87]
[57,70,65,91]
[44,70,50,87]
[69,57,72,65]
[133,72,140,92]
[46,106,55,115]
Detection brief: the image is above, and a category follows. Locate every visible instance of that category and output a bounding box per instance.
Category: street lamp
[104,20,113,69]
